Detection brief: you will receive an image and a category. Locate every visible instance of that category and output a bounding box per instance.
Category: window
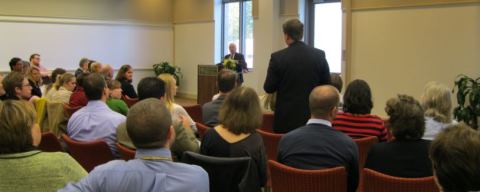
[307,0,342,73]
[222,0,253,68]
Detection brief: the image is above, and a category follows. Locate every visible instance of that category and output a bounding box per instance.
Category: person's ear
[330,106,338,119]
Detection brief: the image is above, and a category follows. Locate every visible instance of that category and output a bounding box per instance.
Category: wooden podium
[197,65,218,105]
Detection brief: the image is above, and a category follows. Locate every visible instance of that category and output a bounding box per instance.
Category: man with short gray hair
[277,85,358,192]
[61,98,209,192]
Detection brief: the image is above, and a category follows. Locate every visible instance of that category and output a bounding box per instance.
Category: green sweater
[106,98,129,116]
[0,150,87,192]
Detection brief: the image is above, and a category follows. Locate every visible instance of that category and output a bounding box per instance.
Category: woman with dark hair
[365,95,433,178]
[200,86,267,191]
[0,100,86,191]
[115,64,137,98]
[332,79,388,142]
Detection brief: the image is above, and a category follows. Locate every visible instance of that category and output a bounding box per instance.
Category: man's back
[278,122,358,192]
[60,148,209,192]
[201,95,226,127]
[67,100,125,156]
[264,41,330,133]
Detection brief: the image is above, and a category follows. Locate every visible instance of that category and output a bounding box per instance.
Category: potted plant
[153,61,182,85]
[452,74,480,129]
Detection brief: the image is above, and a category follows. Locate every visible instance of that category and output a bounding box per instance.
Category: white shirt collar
[306,118,332,127]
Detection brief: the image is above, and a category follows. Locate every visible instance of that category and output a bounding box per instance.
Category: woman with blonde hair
[200,86,267,191]
[158,73,197,132]
[46,73,76,104]
[0,100,86,191]
[420,81,456,140]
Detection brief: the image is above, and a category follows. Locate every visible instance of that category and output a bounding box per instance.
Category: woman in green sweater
[106,80,129,116]
[0,100,87,192]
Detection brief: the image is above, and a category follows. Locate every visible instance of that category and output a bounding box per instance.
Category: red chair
[256,129,283,161]
[183,104,202,123]
[261,113,274,132]
[268,160,347,192]
[123,95,138,108]
[196,122,211,140]
[363,168,440,192]
[116,143,135,160]
[353,136,378,169]
[38,132,63,152]
[62,134,115,172]
[63,104,81,118]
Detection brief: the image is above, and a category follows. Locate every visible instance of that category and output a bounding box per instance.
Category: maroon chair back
[63,104,81,118]
[183,104,202,123]
[353,136,378,169]
[122,95,138,108]
[38,132,63,152]
[256,129,283,161]
[363,168,440,192]
[268,160,347,192]
[116,143,136,160]
[261,113,274,132]
[196,122,211,140]
[62,134,115,172]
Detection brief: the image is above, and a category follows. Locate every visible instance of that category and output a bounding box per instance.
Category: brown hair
[385,94,425,141]
[127,98,172,148]
[283,19,304,41]
[330,73,343,92]
[309,85,339,118]
[2,72,25,99]
[219,86,262,134]
[217,69,237,93]
[0,100,37,154]
[53,73,75,90]
[430,123,480,191]
[107,80,122,90]
[115,64,132,82]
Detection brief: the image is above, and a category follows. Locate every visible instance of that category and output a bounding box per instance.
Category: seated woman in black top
[200,86,267,190]
[115,64,137,98]
[365,94,433,178]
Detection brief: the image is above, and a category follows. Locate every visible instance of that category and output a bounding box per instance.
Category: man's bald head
[309,85,340,119]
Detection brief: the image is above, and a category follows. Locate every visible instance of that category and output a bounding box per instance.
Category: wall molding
[173,19,215,25]
[0,15,173,28]
[351,0,480,11]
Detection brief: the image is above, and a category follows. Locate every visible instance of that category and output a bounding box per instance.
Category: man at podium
[220,43,248,84]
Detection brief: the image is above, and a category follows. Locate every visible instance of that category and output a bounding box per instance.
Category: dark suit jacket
[201,95,226,127]
[278,123,359,192]
[365,139,433,178]
[264,41,330,133]
[223,53,247,83]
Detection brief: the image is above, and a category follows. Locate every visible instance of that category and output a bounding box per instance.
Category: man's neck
[311,115,332,122]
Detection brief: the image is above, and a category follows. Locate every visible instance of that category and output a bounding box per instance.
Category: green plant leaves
[453,74,479,129]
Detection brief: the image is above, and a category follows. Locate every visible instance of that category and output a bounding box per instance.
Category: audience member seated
[330,73,343,110]
[106,80,128,116]
[44,68,66,97]
[67,73,125,157]
[200,86,267,190]
[430,123,480,192]
[75,58,89,78]
[277,85,359,192]
[1,72,32,101]
[89,62,102,73]
[332,79,388,142]
[69,73,89,108]
[420,81,457,140]
[116,64,137,98]
[159,73,197,132]
[9,57,23,72]
[28,67,42,97]
[116,77,199,157]
[100,64,114,81]
[29,53,49,76]
[202,69,237,127]
[60,99,209,192]
[365,94,433,178]
[46,73,76,104]
[0,100,86,191]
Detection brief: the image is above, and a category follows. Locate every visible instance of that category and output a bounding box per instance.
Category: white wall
[0,16,173,72]
[174,22,215,96]
[350,4,480,116]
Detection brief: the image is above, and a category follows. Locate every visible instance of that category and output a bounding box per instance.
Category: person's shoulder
[171,162,209,186]
[281,125,309,141]
[90,159,129,172]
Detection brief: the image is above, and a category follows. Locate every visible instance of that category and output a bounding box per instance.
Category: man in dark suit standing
[223,43,248,84]
[264,19,331,133]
